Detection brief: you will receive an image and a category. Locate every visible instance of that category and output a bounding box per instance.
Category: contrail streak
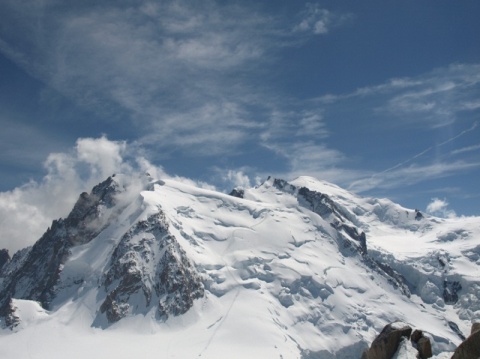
[379,121,478,175]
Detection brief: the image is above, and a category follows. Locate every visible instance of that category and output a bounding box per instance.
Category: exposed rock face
[0,175,206,329]
[0,176,123,322]
[417,337,432,359]
[471,322,480,335]
[411,329,424,343]
[415,210,424,221]
[64,175,121,246]
[362,322,412,359]
[338,223,367,254]
[0,297,19,328]
[99,211,204,323]
[409,329,432,359]
[451,324,480,359]
[271,177,415,299]
[392,337,418,359]
[0,219,70,310]
[229,188,244,199]
[297,186,343,219]
[0,249,9,272]
[0,247,30,283]
[271,178,368,254]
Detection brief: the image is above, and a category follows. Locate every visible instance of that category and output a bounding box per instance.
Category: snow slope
[0,175,478,358]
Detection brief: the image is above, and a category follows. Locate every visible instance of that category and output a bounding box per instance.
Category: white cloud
[349,160,480,193]
[257,64,480,194]
[314,63,480,129]
[426,198,456,218]
[260,108,328,144]
[260,135,366,188]
[451,143,480,155]
[293,4,352,35]
[141,101,262,156]
[75,137,126,179]
[225,170,252,189]
[296,112,328,137]
[0,0,278,156]
[385,66,480,128]
[0,136,209,254]
[0,136,132,254]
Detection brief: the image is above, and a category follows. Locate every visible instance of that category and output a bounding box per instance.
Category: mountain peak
[1,174,479,358]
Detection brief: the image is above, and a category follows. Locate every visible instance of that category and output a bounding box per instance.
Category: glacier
[0,174,479,358]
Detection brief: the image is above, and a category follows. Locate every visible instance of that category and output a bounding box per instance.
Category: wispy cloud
[451,143,480,155]
[349,160,480,193]
[259,64,480,191]
[315,63,480,128]
[0,0,356,180]
[0,136,215,254]
[1,1,479,220]
[426,198,456,218]
[139,101,262,156]
[260,133,365,187]
[296,111,329,137]
[256,104,360,185]
[293,3,353,35]
[377,121,478,175]
[0,0,354,161]
[0,136,129,253]
[0,0,281,154]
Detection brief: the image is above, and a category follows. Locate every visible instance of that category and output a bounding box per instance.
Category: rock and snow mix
[0,174,479,358]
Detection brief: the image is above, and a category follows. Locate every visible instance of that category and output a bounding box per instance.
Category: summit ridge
[0,174,479,358]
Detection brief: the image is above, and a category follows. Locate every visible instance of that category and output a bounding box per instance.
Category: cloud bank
[426,198,456,218]
[0,136,208,254]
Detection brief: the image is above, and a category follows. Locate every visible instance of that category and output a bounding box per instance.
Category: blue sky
[0,1,480,251]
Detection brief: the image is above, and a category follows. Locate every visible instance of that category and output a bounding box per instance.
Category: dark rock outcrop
[229,188,244,199]
[471,322,480,335]
[411,329,424,343]
[297,186,344,220]
[0,249,10,273]
[417,337,432,359]
[362,322,412,359]
[415,209,424,221]
[0,297,19,329]
[1,175,204,328]
[451,323,480,359]
[364,321,480,359]
[410,329,432,358]
[271,177,416,298]
[99,211,204,324]
[271,178,368,254]
[340,223,367,254]
[0,176,123,323]
[272,178,296,193]
[361,256,411,297]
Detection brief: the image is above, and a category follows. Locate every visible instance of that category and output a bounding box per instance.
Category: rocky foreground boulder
[362,322,414,359]
[451,323,480,359]
[363,322,480,359]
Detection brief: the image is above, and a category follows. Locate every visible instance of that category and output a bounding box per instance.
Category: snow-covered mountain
[0,174,479,358]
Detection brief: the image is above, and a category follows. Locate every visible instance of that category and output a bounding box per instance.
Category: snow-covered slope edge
[0,174,478,359]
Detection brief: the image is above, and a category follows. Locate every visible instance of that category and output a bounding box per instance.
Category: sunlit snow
[1,175,478,358]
